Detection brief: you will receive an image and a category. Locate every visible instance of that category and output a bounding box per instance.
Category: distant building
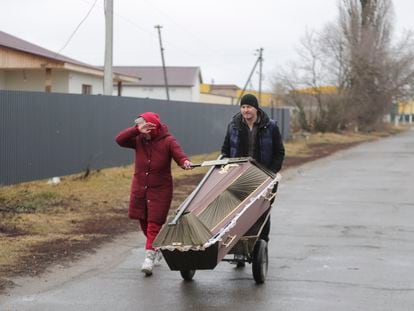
[292,86,338,95]
[200,83,277,107]
[396,100,414,123]
[113,66,202,102]
[207,84,240,98]
[234,90,277,108]
[0,30,136,94]
[199,83,237,105]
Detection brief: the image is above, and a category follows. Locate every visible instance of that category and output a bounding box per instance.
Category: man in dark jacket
[221,94,285,246]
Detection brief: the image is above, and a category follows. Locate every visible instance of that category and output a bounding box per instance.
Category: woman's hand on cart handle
[182,160,193,170]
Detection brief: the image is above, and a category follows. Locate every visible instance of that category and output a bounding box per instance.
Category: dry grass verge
[0,127,407,291]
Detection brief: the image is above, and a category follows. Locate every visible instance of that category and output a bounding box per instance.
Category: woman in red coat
[115,112,192,276]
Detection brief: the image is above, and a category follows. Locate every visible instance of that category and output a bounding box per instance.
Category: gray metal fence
[0,90,290,185]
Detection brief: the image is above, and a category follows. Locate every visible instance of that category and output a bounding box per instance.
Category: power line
[141,0,212,51]
[68,0,269,89]
[76,0,204,60]
[55,0,99,56]
[78,0,152,36]
[76,0,259,61]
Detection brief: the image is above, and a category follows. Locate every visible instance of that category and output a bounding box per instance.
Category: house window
[82,84,92,95]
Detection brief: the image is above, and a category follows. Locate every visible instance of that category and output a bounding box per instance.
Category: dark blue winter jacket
[221,109,285,173]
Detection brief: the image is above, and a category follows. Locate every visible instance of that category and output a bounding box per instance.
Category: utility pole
[238,48,262,104]
[103,0,113,95]
[155,25,170,101]
[258,47,263,105]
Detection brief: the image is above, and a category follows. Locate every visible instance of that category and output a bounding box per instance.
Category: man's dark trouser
[259,182,278,243]
[259,217,270,242]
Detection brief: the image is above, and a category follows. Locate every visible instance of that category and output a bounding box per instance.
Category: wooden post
[45,68,52,92]
[117,81,122,96]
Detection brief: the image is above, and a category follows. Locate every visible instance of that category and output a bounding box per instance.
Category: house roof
[0,30,137,82]
[210,84,240,90]
[113,66,202,87]
[0,30,95,68]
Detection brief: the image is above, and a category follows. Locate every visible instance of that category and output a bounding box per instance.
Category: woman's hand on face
[138,122,156,134]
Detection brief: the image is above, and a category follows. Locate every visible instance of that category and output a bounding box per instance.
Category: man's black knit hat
[240,93,259,110]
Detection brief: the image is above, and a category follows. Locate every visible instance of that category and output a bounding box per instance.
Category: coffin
[153,158,281,271]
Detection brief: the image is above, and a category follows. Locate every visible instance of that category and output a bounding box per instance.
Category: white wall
[51,70,69,93]
[68,72,103,95]
[3,70,45,91]
[119,85,197,102]
[191,79,200,102]
[1,69,69,93]
[0,69,107,95]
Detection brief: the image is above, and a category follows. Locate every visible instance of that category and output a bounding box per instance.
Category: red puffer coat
[115,123,189,224]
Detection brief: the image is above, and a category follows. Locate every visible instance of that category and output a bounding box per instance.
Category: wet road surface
[2,129,414,310]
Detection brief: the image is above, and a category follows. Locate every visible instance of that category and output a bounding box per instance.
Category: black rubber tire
[180,269,196,281]
[252,239,268,284]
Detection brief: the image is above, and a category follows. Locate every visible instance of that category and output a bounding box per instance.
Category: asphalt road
[2,128,414,311]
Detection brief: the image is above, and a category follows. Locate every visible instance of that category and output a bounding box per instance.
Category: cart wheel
[252,239,268,284]
[180,269,196,281]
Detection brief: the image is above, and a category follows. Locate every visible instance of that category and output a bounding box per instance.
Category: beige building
[0,31,136,95]
[200,83,277,107]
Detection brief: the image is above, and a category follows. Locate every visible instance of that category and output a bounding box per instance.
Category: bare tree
[274,29,348,132]
[339,0,394,129]
[274,0,414,132]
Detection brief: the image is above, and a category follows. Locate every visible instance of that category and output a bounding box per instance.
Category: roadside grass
[0,153,214,284]
[286,130,399,159]
[0,126,407,290]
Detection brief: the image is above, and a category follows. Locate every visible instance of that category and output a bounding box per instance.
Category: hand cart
[153,157,281,284]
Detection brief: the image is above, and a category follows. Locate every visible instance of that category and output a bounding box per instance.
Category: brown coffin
[156,158,281,271]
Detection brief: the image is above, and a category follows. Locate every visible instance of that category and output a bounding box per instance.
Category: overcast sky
[1,0,413,90]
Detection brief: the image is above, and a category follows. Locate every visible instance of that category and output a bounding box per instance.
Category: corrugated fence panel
[0,90,290,185]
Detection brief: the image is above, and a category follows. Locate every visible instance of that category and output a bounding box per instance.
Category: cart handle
[190,157,250,168]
